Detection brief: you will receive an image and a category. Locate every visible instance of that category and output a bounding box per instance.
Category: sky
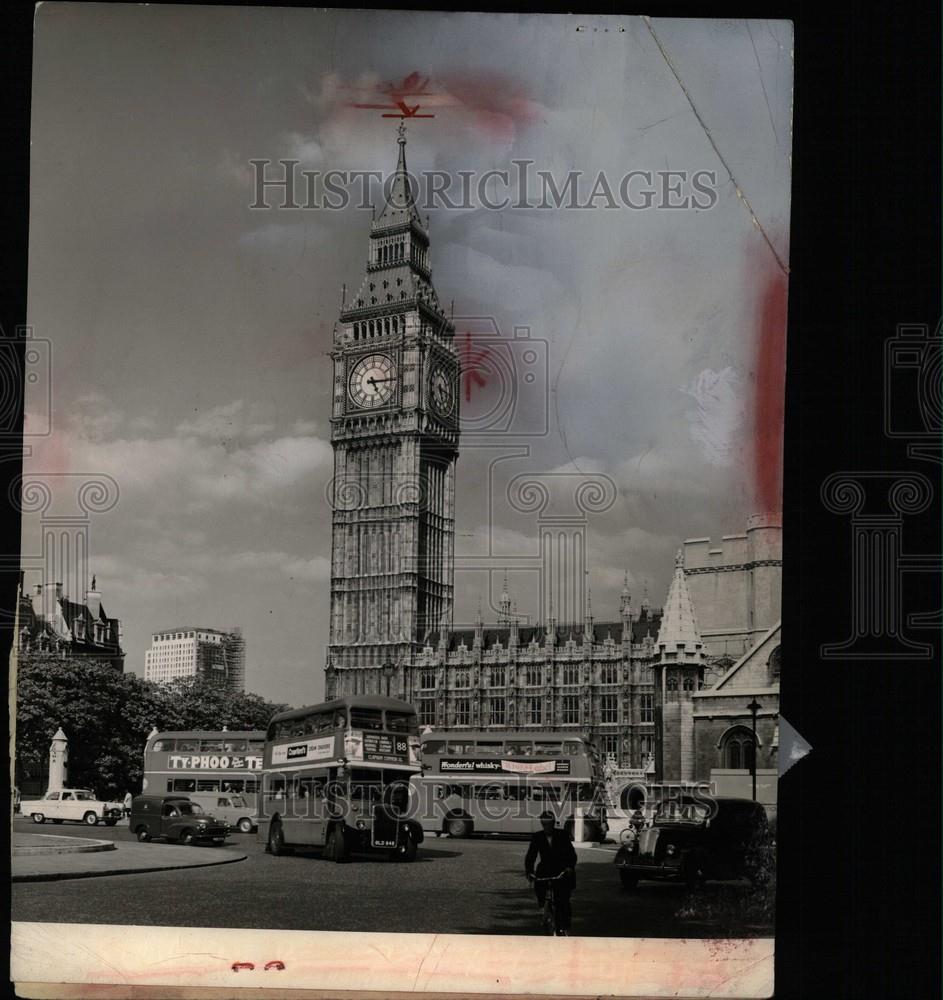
[22,6,793,707]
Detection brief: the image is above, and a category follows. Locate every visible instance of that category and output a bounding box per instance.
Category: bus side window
[266,777,286,801]
[307,778,326,798]
[153,739,172,752]
[475,785,502,800]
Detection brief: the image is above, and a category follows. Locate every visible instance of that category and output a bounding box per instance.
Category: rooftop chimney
[85,578,102,620]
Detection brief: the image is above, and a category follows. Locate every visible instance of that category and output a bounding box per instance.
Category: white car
[23,788,124,826]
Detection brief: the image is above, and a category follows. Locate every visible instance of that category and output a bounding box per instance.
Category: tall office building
[144,626,245,692]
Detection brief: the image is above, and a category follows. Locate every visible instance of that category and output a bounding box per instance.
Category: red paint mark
[752,266,787,515]
[350,73,436,119]
[264,960,286,971]
[458,331,489,402]
[231,961,255,972]
[438,72,540,139]
[342,70,538,138]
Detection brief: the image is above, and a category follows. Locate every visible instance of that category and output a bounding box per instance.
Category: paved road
[11,818,771,938]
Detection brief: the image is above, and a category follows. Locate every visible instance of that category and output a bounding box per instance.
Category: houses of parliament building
[323,128,781,772]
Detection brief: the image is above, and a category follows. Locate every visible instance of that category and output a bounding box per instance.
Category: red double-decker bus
[258,696,425,862]
[142,730,265,810]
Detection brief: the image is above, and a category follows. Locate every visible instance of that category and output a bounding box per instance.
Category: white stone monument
[48,726,68,793]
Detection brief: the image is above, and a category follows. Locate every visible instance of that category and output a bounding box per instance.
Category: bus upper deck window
[476,741,503,755]
[350,708,383,731]
[422,740,446,754]
[177,740,199,752]
[562,740,583,755]
[224,739,248,752]
[200,740,223,753]
[506,742,532,756]
[385,711,417,733]
[333,710,347,728]
[152,739,171,752]
[534,742,562,756]
[303,712,329,735]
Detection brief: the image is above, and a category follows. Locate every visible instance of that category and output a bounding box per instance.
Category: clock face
[348,354,397,409]
[430,365,455,417]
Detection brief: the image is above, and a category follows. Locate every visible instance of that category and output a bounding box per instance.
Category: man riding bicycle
[525,810,577,935]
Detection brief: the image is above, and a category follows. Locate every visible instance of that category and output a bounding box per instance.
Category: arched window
[768,645,781,683]
[720,726,757,770]
[666,675,678,692]
[682,676,695,691]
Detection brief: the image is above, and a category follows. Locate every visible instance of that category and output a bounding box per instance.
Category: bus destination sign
[439,758,571,775]
[363,733,409,763]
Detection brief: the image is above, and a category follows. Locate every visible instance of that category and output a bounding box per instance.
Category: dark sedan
[614,796,772,890]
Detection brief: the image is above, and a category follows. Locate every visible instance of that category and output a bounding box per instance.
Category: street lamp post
[747,698,762,801]
[382,657,396,698]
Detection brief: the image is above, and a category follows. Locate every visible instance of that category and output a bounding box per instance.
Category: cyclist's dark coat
[525,828,577,884]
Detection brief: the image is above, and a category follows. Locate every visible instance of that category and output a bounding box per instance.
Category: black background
[1,3,940,998]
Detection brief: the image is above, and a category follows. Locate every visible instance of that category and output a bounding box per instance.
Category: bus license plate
[373,838,396,848]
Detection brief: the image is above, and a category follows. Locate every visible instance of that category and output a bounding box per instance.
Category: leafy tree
[14,657,290,799]
[158,676,289,732]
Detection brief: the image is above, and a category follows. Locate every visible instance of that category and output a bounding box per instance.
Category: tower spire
[654,549,703,657]
[375,123,421,228]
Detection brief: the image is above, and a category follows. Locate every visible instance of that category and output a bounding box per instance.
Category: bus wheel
[268,820,288,857]
[136,827,151,843]
[237,817,254,834]
[325,825,348,863]
[446,817,472,839]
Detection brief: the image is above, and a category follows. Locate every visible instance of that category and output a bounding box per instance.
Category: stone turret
[653,550,705,783]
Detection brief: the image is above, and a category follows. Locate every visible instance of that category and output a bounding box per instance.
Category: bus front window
[385,711,418,734]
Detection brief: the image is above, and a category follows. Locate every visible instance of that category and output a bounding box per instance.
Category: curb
[12,851,247,884]
[14,836,117,857]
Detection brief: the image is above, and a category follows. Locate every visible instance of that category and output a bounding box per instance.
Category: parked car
[614,796,772,890]
[186,793,257,833]
[130,794,228,845]
[22,788,123,826]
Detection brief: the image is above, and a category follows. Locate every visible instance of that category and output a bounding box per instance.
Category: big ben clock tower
[325,125,459,698]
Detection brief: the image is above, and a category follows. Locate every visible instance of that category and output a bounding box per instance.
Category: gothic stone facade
[323,132,660,767]
[16,579,124,672]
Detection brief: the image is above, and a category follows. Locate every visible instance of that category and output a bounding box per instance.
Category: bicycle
[529,870,571,936]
